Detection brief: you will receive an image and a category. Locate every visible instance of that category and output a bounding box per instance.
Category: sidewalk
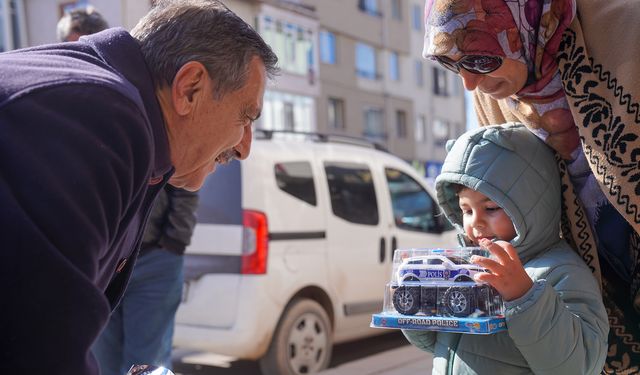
[319,344,433,375]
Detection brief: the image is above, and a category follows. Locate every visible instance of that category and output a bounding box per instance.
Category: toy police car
[397,254,484,283]
[392,254,501,317]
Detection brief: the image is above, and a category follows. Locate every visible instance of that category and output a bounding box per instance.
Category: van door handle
[390,236,397,262]
[379,237,386,263]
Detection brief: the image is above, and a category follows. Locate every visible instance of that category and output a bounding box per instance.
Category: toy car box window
[371,247,506,335]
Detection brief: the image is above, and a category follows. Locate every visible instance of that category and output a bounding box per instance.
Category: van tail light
[241,209,269,274]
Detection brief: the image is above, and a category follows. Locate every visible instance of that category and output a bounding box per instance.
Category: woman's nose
[459,70,482,91]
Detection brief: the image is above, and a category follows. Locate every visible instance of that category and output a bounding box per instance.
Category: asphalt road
[172,331,409,375]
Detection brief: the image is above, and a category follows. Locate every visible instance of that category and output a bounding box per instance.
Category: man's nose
[459,70,482,91]
[234,126,253,160]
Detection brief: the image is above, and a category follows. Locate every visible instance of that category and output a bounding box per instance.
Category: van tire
[259,299,332,375]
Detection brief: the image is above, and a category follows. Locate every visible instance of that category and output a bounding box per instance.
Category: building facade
[2,0,466,179]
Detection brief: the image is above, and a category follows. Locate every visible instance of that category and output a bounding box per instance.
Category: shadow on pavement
[173,331,409,375]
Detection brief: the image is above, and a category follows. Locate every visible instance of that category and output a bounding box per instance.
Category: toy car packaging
[371,247,506,334]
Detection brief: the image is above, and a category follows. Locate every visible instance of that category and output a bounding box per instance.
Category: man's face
[458,187,516,245]
[168,57,266,191]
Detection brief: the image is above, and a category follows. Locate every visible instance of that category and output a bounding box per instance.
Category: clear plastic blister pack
[371,247,506,334]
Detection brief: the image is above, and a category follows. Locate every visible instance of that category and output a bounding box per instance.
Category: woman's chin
[484,89,510,100]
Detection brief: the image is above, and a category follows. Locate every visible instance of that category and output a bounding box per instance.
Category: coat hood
[435,123,561,261]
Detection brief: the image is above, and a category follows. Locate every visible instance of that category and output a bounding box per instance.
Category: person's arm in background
[0,85,153,375]
[159,186,199,252]
[401,330,436,353]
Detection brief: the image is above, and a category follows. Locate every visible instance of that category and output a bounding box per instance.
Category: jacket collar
[83,28,174,183]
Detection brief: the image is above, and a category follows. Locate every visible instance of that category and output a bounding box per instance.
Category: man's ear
[171,61,208,116]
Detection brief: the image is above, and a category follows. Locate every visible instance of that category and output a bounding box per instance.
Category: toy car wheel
[443,286,472,317]
[259,299,332,375]
[392,286,421,315]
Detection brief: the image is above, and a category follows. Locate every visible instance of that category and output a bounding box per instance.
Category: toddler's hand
[470,239,533,302]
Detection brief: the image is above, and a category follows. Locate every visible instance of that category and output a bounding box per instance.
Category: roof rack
[254,129,389,153]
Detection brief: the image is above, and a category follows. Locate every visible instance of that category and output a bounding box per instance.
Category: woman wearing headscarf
[421,0,640,372]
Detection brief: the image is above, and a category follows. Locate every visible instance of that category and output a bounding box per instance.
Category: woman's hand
[470,239,533,302]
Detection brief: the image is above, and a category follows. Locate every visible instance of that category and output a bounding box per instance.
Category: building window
[411,4,422,31]
[356,42,378,80]
[449,72,461,96]
[0,0,26,52]
[363,107,386,143]
[328,97,346,130]
[396,110,407,138]
[415,114,426,142]
[260,91,315,132]
[391,0,402,20]
[433,66,449,96]
[319,30,336,64]
[260,16,313,76]
[389,52,400,81]
[283,102,295,131]
[358,0,381,16]
[415,61,424,87]
[433,118,449,146]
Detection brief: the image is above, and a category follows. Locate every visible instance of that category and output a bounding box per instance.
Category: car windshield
[447,256,468,265]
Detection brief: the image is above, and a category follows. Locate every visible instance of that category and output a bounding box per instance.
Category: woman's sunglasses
[434,55,503,74]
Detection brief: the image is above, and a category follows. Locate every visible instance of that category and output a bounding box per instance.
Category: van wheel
[259,299,332,375]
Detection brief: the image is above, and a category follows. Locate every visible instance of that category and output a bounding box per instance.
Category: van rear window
[274,162,317,206]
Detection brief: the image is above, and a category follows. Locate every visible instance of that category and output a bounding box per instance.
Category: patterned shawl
[425,0,640,372]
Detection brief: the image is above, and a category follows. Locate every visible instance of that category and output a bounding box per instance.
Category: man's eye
[486,206,501,212]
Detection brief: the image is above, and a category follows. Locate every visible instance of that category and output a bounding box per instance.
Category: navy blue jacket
[0,28,173,374]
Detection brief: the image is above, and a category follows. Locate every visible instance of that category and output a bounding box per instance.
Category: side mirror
[126,365,175,375]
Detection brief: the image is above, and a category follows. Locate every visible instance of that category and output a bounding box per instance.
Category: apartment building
[224,0,320,134]
[307,0,465,178]
[1,0,465,177]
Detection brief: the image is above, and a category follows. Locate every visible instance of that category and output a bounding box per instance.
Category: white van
[173,131,457,375]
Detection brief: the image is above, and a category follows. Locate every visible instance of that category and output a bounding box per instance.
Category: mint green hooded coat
[403,124,608,374]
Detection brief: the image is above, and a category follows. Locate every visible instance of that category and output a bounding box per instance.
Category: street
[172,331,418,375]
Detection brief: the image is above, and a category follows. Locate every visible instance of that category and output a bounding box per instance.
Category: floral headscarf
[423,0,576,95]
[424,0,580,159]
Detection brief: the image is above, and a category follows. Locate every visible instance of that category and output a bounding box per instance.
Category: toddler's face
[458,187,516,245]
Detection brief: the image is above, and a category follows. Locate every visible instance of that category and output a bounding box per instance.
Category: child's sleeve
[401,330,436,353]
[505,254,609,375]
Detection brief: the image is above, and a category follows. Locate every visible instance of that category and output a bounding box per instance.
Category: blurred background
[0,0,479,185]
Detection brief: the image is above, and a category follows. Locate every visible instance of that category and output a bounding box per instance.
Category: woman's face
[446,56,528,99]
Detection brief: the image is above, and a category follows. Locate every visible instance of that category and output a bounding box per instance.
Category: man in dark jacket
[0,1,277,374]
[94,186,199,374]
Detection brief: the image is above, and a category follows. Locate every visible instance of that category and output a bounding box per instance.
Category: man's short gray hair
[57,6,108,42]
[131,0,278,99]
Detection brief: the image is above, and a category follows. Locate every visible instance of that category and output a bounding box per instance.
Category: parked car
[173,131,457,375]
